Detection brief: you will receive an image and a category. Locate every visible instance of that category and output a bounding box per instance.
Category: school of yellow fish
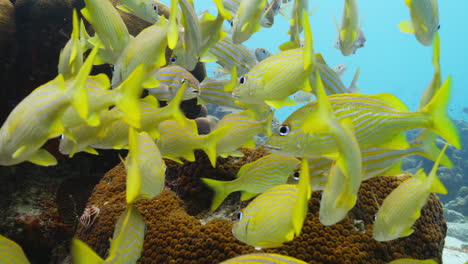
[0,0,457,263]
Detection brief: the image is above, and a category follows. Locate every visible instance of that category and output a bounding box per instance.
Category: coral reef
[76,151,446,264]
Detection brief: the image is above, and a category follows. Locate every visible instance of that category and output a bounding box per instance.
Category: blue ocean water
[163,0,468,122]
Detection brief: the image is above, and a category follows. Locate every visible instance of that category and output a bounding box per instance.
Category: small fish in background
[201,153,300,211]
[117,0,160,24]
[72,204,145,263]
[372,144,449,242]
[220,253,307,264]
[399,0,439,46]
[146,65,200,101]
[231,0,267,44]
[124,127,166,204]
[0,235,30,264]
[334,0,366,56]
[81,0,131,64]
[254,47,271,62]
[231,158,310,249]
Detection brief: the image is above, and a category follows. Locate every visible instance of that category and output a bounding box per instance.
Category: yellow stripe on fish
[220,253,307,264]
[125,127,166,204]
[206,37,257,76]
[0,235,30,264]
[198,78,244,109]
[201,153,300,211]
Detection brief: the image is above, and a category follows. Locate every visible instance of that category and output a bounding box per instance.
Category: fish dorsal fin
[315,53,327,65]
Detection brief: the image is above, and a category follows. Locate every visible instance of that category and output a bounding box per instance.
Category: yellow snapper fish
[111,17,171,87]
[58,10,83,80]
[209,109,273,161]
[198,78,245,110]
[156,117,218,166]
[232,158,311,249]
[280,0,308,50]
[0,234,30,264]
[265,76,461,162]
[220,253,307,264]
[387,259,437,264]
[81,0,131,64]
[63,64,146,131]
[0,44,102,166]
[90,83,187,150]
[201,153,300,211]
[372,144,448,242]
[117,0,160,24]
[170,0,202,71]
[71,204,145,264]
[231,0,267,44]
[333,63,347,77]
[399,0,439,46]
[419,33,441,108]
[203,36,258,76]
[146,65,200,101]
[199,9,227,60]
[292,131,453,191]
[334,0,366,56]
[124,127,166,204]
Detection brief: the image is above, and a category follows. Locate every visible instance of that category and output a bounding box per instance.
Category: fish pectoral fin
[398,20,415,33]
[335,192,357,210]
[401,227,414,238]
[142,77,160,89]
[84,147,99,155]
[411,209,421,221]
[86,113,101,127]
[49,119,65,139]
[240,191,258,201]
[380,160,403,176]
[28,149,57,166]
[265,98,296,109]
[12,145,28,159]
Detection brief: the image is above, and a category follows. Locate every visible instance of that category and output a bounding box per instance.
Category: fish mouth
[264,144,281,150]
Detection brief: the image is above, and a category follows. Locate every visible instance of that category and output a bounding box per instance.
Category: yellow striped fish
[90,83,187,150]
[116,0,160,24]
[205,37,257,76]
[0,235,30,264]
[373,144,448,242]
[265,76,461,161]
[232,158,310,249]
[198,78,244,109]
[231,0,266,44]
[111,17,170,87]
[125,127,166,204]
[201,153,300,211]
[0,44,101,166]
[334,0,365,56]
[81,0,130,64]
[58,10,83,80]
[399,0,439,46]
[220,253,307,264]
[294,131,453,191]
[146,65,200,101]
[71,204,145,264]
[171,0,202,71]
[209,109,273,161]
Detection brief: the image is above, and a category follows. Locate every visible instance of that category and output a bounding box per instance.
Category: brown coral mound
[76,153,446,264]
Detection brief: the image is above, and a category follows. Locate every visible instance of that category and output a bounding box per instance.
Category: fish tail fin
[201,134,218,167]
[200,178,229,211]
[71,238,104,264]
[167,0,179,49]
[427,144,449,195]
[67,42,101,120]
[422,76,461,149]
[414,130,453,167]
[292,159,311,236]
[115,65,147,129]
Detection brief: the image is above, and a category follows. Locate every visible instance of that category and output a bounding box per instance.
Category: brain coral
[75,148,446,264]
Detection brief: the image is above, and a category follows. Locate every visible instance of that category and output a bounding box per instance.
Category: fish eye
[235,211,243,221]
[278,124,290,136]
[373,214,378,222]
[229,20,234,27]
[260,48,266,54]
[239,76,247,85]
[152,4,158,11]
[293,171,300,181]
[437,24,440,30]
[60,134,64,140]
[170,56,177,63]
